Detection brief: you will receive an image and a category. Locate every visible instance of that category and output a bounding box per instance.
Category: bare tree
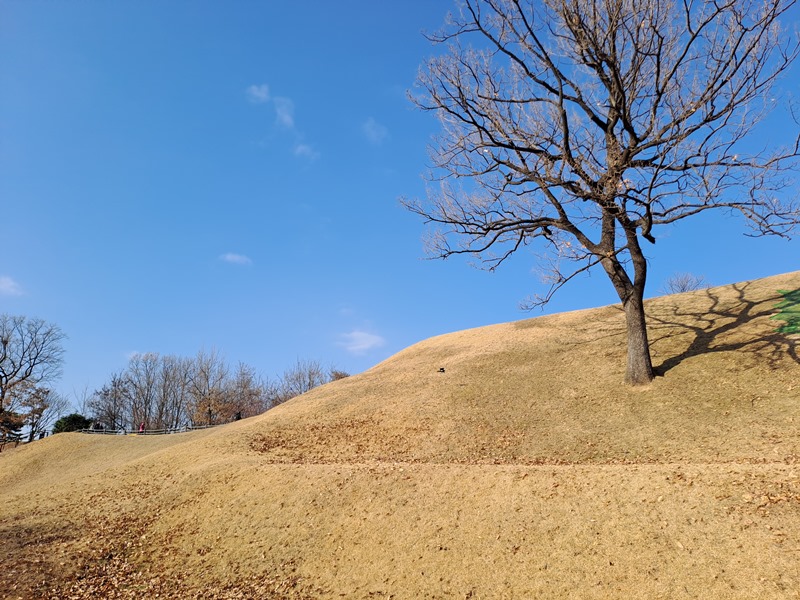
[404,0,800,384]
[662,272,708,294]
[224,362,274,420]
[329,368,350,381]
[71,384,93,417]
[125,353,160,430]
[0,314,66,415]
[275,358,329,405]
[157,355,193,429]
[89,373,129,430]
[18,384,69,441]
[189,349,230,426]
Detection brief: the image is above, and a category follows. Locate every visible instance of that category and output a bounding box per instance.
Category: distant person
[139,422,145,434]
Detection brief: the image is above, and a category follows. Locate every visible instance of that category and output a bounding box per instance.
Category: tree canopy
[53,413,91,434]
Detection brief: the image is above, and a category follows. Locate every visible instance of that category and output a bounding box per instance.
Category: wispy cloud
[245,83,270,103]
[339,330,386,355]
[362,117,389,145]
[246,86,316,160]
[0,276,23,296]
[294,142,320,160]
[219,253,253,266]
[273,97,295,128]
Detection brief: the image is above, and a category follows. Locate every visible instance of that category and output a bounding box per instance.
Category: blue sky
[2,1,799,404]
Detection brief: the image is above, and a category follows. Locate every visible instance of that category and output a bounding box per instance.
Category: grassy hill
[1,271,799,599]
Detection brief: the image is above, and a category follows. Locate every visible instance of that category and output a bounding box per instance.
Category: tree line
[87,351,345,432]
[0,313,346,445]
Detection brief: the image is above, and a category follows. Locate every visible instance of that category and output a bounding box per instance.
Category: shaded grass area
[1,270,799,599]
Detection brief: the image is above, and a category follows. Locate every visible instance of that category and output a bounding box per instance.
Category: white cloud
[246,90,316,158]
[246,83,270,103]
[362,117,389,145]
[219,253,253,265]
[0,276,23,296]
[339,330,386,355]
[294,143,319,160]
[273,97,295,128]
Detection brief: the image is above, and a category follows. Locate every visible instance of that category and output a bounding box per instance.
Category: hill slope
[1,271,799,599]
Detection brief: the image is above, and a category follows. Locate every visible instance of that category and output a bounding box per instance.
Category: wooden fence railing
[0,424,221,451]
[78,424,219,436]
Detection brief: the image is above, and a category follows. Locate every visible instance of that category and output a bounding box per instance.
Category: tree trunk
[622,289,654,385]
[599,221,655,385]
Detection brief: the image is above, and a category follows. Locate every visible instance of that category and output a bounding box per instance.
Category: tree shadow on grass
[645,282,799,376]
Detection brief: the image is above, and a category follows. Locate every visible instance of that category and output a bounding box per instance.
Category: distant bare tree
[275,359,329,405]
[0,315,66,414]
[0,315,65,448]
[663,273,709,294]
[329,368,350,382]
[125,353,160,430]
[89,373,129,430]
[189,349,230,426]
[224,362,274,420]
[141,355,192,430]
[18,384,69,441]
[405,0,800,384]
[71,384,93,417]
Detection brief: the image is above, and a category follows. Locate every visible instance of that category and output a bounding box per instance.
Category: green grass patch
[771,288,800,334]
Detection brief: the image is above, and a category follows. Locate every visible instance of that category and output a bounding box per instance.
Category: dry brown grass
[1,271,799,599]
